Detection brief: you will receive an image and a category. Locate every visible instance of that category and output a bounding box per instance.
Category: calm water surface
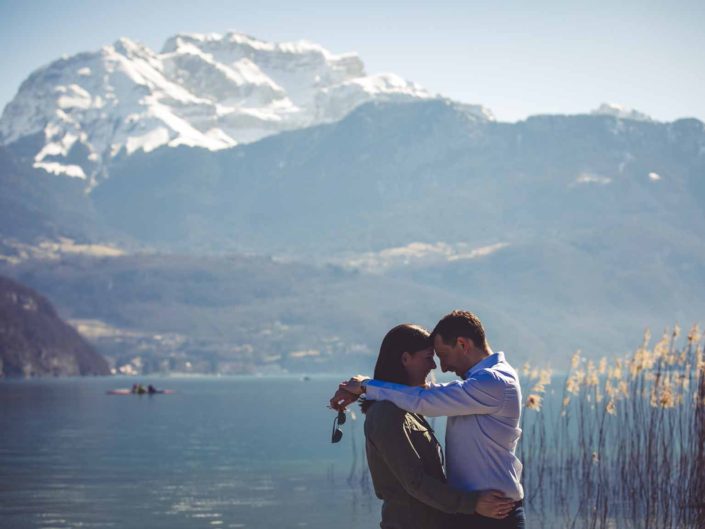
[3,376,580,529]
[0,376,394,529]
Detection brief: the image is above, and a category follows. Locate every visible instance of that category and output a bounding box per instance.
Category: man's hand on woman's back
[474,490,516,519]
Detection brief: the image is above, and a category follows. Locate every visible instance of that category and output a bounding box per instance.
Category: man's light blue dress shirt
[365,352,524,500]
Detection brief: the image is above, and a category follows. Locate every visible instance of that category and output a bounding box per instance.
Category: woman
[331,324,513,529]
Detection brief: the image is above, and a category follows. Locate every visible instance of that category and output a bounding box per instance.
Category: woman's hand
[474,490,516,519]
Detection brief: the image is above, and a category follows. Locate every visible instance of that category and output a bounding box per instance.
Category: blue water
[4,372,700,528]
[0,376,393,529]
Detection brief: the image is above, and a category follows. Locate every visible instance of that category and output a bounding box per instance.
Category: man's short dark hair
[430,310,488,350]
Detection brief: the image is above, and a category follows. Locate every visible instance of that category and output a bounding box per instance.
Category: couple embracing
[330,310,525,529]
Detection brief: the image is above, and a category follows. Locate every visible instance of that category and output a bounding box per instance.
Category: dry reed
[519,325,705,529]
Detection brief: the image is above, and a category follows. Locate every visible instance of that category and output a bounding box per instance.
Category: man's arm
[341,372,505,417]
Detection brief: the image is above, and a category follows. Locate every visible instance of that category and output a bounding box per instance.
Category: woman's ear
[401,351,411,366]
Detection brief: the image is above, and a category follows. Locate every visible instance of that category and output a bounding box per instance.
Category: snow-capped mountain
[1,32,491,185]
[591,103,652,122]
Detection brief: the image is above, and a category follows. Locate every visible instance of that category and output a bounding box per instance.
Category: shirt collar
[464,351,505,379]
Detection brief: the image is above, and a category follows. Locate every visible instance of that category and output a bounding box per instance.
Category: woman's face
[402,346,437,386]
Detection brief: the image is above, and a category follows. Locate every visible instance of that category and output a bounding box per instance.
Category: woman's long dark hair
[360,324,431,414]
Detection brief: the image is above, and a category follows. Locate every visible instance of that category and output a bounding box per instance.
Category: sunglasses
[331,410,346,443]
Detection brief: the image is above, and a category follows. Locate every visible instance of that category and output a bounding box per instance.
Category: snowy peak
[159,32,384,120]
[0,32,445,185]
[160,32,365,84]
[592,103,653,122]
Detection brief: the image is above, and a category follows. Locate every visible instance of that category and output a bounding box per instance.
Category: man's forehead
[432,341,449,354]
[433,334,447,347]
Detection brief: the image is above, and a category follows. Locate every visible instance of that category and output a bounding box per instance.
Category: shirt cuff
[364,379,383,400]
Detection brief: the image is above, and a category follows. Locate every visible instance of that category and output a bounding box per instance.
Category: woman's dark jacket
[364,400,478,529]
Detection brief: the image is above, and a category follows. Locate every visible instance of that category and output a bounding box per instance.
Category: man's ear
[456,336,475,352]
[401,351,411,365]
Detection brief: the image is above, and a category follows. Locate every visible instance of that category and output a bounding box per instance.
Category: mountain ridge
[0,32,448,185]
[1,35,704,374]
[89,100,705,255]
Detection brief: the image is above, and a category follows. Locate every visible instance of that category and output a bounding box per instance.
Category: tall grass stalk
[520,325,705,529]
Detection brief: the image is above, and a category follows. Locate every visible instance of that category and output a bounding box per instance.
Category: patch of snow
[592,103,652,122]
[35,132,80,161]
[56,84,93,110]
[125,126,171,154]
[348,73,430,97]
[205,127,237,145]
[574,172,612,185]
[35,141,67,161]
[33,161,87,179]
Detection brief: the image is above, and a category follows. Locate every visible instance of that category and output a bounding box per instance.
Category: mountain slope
[0,275,110,377]
[0,253,548,373]
[93,100,705,255]
[0,145,108,253]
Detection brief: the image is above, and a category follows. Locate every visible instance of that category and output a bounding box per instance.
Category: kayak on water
[106,389,175,395]
[107,384,175,395]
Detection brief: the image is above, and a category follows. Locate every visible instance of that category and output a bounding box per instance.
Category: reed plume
[519,324,705,529]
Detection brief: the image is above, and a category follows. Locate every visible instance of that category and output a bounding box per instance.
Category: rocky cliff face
[0,275,110,377]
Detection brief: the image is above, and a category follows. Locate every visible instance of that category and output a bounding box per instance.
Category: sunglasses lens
[330,411,346,444]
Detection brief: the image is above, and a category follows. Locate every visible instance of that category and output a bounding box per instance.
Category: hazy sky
[1,0,703,122]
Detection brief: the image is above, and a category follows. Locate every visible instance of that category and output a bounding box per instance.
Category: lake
[5,372,698,529]
[0,376,427,529]
[0,375,592,529]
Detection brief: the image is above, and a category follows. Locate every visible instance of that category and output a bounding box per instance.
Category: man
[331,310,525,528]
